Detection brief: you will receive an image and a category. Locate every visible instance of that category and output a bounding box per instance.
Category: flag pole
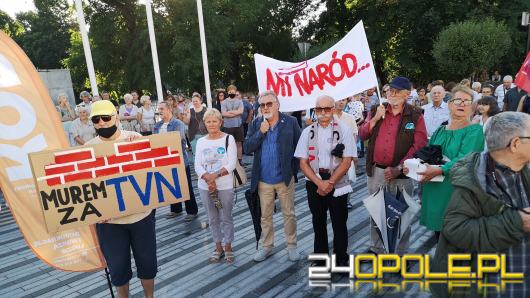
[145,0,164,103]
[74,0,99,96]
[196,0,212,108]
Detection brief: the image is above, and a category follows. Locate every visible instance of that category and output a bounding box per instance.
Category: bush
[432,18,510,79]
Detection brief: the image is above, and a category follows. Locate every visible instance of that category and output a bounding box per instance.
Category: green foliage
[15,0,72,69]
[432,19,510,79]
[302,0,530,85]
[60,0,311,96]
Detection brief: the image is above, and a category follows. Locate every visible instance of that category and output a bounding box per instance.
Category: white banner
[255,21,378,112]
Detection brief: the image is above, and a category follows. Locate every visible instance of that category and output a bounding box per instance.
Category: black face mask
[95,125,118,138]
[228,93,236,99]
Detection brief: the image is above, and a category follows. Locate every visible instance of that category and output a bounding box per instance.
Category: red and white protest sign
[255,21,378,112]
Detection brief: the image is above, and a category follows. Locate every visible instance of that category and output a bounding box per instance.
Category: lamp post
[297,42,310,59]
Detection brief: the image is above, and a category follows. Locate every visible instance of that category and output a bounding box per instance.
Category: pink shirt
[359,105,428,166]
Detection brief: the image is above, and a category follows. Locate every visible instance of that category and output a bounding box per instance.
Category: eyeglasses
[314,106,333,113]
[91,115,113,124]
[259,102,274,109]
[506,136,530,147]
[449,98,473,106]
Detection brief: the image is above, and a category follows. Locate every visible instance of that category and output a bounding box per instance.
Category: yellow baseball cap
[90,100,116,118]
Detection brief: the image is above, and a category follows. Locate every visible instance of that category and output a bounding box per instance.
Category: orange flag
[0,31,105,271]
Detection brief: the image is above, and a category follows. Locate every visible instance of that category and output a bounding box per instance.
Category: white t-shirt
[138,106,155,130]
[85,130,151,225]
[159,123,169,134]
[294,121,357,170]
[194,134,238,190]
[119,104,139,119]
[494,84,515,110]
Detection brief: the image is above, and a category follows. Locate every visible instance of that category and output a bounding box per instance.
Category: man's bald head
[315,95,335,107]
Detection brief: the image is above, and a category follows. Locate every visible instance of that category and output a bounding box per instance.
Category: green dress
[420,124,484,231]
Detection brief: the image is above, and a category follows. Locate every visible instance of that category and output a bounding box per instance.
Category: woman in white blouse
[137,95,155,136]
[194,108,237,264]
[119,93,139,132]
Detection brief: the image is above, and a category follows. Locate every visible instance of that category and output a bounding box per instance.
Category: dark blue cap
[389,76,412,90]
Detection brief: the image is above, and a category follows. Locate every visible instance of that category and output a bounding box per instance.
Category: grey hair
[140,95,150,104]
[315,95,335,106]
[123,93,133,101]
[451,85,474,99]
[485,112,530,151]
[258,90,279,103]
[471,82,481,89]
[79,91,91,99]
[503,75,513,82]
[202,108,223,121]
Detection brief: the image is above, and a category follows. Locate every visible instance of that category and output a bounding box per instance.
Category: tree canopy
[1,0,529,95]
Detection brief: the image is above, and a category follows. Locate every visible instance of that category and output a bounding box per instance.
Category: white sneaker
[253,248,272,262]
[287,247,300,261]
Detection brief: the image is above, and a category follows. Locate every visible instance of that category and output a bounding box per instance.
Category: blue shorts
[96,211,157,286]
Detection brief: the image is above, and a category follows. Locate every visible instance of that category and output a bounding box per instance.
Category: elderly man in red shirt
[359,76,428,254]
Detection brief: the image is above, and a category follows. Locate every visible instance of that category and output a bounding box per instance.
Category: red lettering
[308,68,324,90]
[315,63,336,87]
[294,71,312,96]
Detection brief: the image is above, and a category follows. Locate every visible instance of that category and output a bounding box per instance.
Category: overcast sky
[0,0,36,17]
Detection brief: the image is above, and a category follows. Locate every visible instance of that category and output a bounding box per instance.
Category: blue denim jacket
[244,113,301,192]
[153,117,189,167]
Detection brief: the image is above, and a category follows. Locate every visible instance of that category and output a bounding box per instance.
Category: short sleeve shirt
[294,121,357,169]
[221,99,243,128]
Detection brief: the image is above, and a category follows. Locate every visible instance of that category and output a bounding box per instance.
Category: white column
[196,0,212,108]
[74,0,98,96]
[145,0,164,103]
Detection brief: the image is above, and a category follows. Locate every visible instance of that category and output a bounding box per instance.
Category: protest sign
[29,132,189,233]
[0,31,105,271]
[255,21,378,112]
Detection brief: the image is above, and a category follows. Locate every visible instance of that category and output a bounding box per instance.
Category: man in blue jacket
[244,90,301,262]
[154,101,198,221]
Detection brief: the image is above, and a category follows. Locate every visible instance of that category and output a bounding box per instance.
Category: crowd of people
[48,72,530,297]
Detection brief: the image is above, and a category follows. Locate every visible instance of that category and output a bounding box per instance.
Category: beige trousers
[258,178,297,249]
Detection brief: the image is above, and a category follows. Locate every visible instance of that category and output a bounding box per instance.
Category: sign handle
[105,267,115,298]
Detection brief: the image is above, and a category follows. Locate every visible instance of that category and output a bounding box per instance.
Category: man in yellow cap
[86,100,157,298]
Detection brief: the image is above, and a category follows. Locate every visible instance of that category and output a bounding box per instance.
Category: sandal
[209,250,224,263]
[225,251,235,264]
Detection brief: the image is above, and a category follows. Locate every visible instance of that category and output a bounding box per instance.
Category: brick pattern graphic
[38,139,179,186]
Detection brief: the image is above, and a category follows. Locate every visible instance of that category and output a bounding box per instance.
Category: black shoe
[310,260,325,267]
[347,202,353,209]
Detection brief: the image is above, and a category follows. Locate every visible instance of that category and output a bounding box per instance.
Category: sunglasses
[314,107,333,113]
[449,98,473,106]
[91,115,113,124]
[259,102,274,109]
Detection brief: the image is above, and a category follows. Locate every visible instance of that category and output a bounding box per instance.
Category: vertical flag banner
[515,51,530,93]
[0,31,105,271]
[254,21,378,112]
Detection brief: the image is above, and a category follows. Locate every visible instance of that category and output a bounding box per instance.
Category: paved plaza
[0,157,436,297]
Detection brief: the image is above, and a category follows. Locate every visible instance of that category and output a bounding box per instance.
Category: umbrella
[363,186,420,253]
[245,189,261,249]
